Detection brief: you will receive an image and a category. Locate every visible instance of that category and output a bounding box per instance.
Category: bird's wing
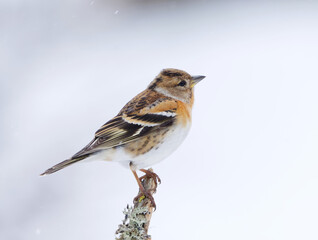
[71,91,178,159]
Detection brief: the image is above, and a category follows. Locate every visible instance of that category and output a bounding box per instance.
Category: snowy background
[1,0,318,239]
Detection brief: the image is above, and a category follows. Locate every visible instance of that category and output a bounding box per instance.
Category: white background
[1,0,318,239]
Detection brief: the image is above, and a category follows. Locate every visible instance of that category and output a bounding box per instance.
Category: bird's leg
[130,163,156,209]
[139,169,161,190]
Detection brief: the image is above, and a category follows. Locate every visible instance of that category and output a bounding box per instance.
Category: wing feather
[71,90,178,159]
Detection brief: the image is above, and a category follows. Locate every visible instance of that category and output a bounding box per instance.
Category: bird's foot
[134,188,156,209]
[139,169,161,190]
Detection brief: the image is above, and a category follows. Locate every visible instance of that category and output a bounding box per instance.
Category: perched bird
[41,68,205,207]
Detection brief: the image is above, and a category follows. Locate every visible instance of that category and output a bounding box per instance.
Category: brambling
[41,68,205,207]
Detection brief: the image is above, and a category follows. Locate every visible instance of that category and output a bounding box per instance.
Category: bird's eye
[178,80,187,87]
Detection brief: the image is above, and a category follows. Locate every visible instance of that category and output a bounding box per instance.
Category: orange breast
[176,100,192,126]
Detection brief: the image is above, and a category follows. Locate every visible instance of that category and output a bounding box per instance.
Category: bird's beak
[191,75,205,88]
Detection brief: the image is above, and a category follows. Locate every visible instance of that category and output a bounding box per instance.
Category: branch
[115,168,157,240]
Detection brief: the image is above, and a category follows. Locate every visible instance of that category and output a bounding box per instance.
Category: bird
[41,68,205,207]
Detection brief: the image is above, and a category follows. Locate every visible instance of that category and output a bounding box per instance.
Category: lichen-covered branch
[115,168,157,240]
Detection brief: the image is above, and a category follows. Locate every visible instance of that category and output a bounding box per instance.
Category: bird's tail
[40,155,89,176]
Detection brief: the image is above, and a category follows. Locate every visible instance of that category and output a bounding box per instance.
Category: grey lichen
[115,205,151,240]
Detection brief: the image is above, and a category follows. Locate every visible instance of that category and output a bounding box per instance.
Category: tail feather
[40,155,88,176]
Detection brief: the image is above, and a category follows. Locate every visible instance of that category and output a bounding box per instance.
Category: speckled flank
[125,127,171,157]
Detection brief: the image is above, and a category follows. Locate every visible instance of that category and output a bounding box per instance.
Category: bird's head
[148,68,205,103]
